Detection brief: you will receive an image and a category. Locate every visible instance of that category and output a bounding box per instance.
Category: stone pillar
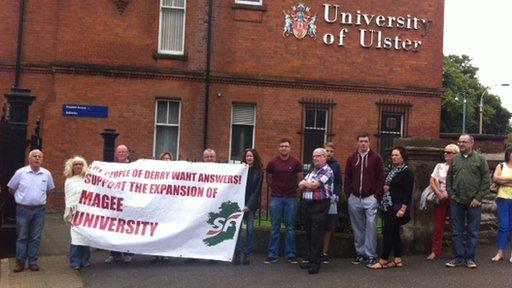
[101,128,119,162]
[1,87,36,224]
[394,138,498,254]
[393,138,446,254]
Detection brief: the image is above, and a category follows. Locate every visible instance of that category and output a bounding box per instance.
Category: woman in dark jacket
[233,148,263,265]
[368,146,414,269]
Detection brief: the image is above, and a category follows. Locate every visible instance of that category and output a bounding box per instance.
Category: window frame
[153,99,181,160]
[303,107,328,168]
[158,0,187,55]
[229,103,256,163]
[235,0,263,6]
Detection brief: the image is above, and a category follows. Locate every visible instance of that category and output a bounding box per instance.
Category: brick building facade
[0,0,444,208]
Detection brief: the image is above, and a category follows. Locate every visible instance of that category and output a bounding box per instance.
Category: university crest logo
[203,201,242,247]
[282,3,317,39]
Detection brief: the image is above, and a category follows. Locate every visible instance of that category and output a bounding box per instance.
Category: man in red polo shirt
[264,138,303,264]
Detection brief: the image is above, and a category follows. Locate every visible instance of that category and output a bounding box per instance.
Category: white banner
[70,159,248,262]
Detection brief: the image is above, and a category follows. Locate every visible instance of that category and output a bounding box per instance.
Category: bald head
[28,149,43,171]
[203,148,216,163]
[115,145,130,163]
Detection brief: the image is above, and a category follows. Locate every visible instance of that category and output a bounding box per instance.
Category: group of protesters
[7,131,511,275]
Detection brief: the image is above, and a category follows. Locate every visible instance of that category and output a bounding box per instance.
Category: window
[235,0,263,5]
[230,104,256,162]
[158,0,186,55]
[299,98,335,169]
[303,108,328,167]
[154,100,181,159]
[376,99,411,159]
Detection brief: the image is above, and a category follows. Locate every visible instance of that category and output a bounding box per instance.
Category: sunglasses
[444,151,454,154]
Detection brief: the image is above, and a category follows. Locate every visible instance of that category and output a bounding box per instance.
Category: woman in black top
[368,146,414,269]
[233,148,263,265]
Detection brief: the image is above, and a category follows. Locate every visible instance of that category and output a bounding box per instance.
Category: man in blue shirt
[8,149,55,273]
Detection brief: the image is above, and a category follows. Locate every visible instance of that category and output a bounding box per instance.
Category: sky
[443,1,512,112]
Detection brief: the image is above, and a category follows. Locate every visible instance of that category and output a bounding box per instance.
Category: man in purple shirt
[264,138,303,264]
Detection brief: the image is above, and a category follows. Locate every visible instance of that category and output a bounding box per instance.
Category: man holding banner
[104,144,135,264]
[72,146,248,262]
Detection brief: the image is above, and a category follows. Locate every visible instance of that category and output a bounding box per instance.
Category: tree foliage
[442,55,511,134]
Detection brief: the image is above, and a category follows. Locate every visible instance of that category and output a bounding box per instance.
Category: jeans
[70,245,91,267]
[347,194,378,258]
[268,197,297,259]
[496,198,512,250]
[235,211,255,255]
[16,205,46,265]
[451,201,481,261]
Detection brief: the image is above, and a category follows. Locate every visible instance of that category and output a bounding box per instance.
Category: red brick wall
[0,0,444,211]
[213,0,444,88]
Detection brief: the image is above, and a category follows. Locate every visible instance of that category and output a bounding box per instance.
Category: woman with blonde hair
[63,156,90,270]
[491,147,512,262]
[426,144,460,260]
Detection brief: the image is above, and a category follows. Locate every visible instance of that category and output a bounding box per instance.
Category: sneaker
[287,257,299,264]
[466,259,477,268]
[322,254,330,264]
[123,255,132,263]
[366,257,378,265]
[264,256,278,264]
[445,259,465,267]
[104,255,117,264]
[352,255,365,265]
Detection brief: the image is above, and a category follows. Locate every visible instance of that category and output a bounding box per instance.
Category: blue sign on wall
[62,104,108,118]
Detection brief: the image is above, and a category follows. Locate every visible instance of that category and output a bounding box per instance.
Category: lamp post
[479,83,510,134]
[462,94,467,133]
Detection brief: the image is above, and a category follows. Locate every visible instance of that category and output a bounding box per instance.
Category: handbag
[420,186,439,210]
[490,163,504,193]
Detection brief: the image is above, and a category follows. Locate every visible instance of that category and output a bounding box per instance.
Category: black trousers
[382,210,402,260]
[304,200,330,269]
[110,251,134,257]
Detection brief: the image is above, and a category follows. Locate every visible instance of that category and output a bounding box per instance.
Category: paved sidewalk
[0,213,83,288]
[2,213,512,288]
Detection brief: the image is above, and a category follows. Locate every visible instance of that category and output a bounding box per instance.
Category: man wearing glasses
[446,134,490,268]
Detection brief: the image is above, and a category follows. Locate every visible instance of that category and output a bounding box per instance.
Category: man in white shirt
[8,149,55,273]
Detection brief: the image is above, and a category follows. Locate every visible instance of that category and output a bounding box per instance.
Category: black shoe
[308,267,320,274]
[233,253,241,265]
[299,262,312,270]
[322,254,330,264]
[184,258,199,263]
[352,255,365,265]
[242,255,250,265]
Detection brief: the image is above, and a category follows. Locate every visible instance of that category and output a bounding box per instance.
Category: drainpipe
[203,0,213,149]
[14,0,26,88]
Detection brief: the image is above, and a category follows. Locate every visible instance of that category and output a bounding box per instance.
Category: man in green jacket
[445,134,490,269]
